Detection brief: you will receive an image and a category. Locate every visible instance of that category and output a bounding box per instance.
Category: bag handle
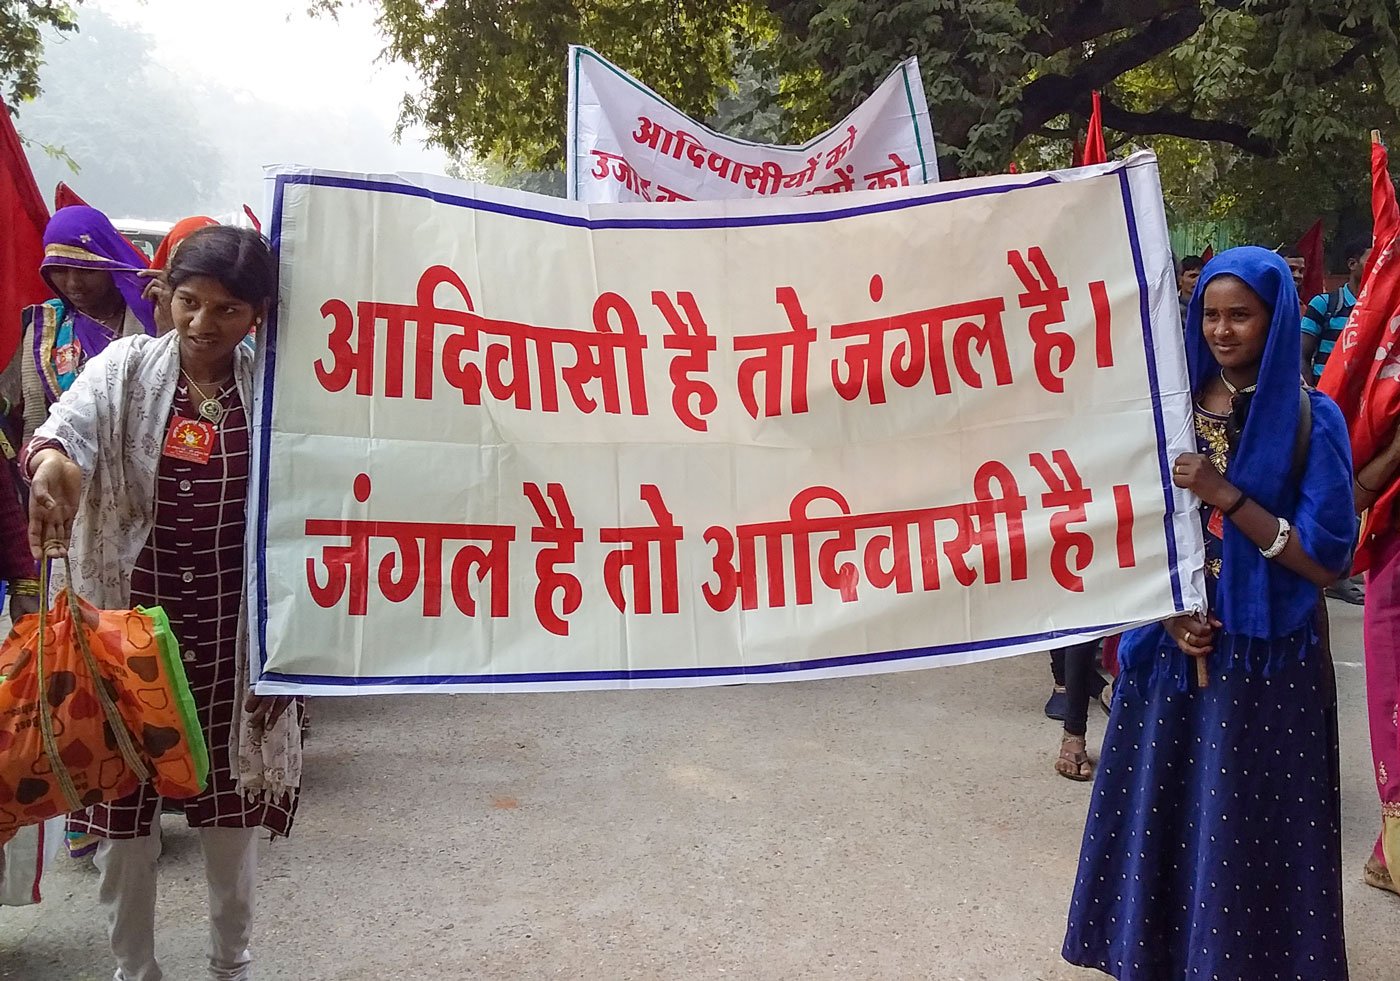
[35,557,152,815]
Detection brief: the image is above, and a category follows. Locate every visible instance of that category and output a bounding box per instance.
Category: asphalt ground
[0,599,1391,979]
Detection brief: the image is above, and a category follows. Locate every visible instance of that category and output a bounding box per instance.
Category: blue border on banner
[255,175,290,674]
[259,620,1134,688]
[1118,169,1184,612]
[254,162,1181,687]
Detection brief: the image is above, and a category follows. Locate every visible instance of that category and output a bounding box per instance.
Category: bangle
[10,578,40,597]
[1261,517,1292,559]
[1224,492,1249,517]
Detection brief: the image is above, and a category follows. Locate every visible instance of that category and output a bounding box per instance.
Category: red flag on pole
[1082,91,1107,166]
[1365,132,1400,285]
[1319,131,1400,571]
[54,180,88,211]
[1295,219,1325,302]
[0,106,50,369]
[1201,244,1214,262]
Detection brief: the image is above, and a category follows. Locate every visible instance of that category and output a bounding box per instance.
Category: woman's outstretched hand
[28,450,82,559]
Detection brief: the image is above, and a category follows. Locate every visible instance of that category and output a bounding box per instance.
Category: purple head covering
[41,206,157,347]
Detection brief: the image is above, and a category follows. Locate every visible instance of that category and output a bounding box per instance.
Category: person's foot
[1326,577,1365,605]
[1054,734,1093,781]
[1098,678,1114,715]
[1044,685,1068,721]
[1365,855,1400,897]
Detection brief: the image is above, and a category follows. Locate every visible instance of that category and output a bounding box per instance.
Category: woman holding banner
[23,225,301,981]
[1063,248,1356,978]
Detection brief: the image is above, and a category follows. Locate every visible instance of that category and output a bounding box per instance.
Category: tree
[1097,6,1399,251]
[16,10,223,216]
[1,0,81,107]
[315,1,1400,182]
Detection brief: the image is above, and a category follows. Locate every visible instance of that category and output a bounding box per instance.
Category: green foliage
[320,0,1400,194]
[1,0,80,108]
[1107,2,1400,256]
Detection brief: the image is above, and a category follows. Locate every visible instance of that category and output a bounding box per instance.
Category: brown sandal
[1364,855,1400,897]
[1055,734,1093,782]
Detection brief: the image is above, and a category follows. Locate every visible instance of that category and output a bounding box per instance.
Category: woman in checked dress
[25,226,302,981]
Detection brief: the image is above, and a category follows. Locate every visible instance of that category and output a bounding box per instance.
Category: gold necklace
[182,371,231,425]
[1219,370,1257,396]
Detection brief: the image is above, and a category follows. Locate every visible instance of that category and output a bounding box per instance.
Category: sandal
[1055,734,1094,782]
[1364,855,1400,897]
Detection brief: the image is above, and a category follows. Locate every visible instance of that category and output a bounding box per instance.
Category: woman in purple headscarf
[14,206,156,443]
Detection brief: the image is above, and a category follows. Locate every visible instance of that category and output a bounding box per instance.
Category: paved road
[1,601,1391,979]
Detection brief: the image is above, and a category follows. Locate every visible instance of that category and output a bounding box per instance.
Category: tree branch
[1098,99,1279,156]
[1328,36,1378,76]
[1016,7,1206,139]
[1024,0,1198,58]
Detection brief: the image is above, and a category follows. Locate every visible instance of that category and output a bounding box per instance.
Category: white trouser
[94,820,260,981]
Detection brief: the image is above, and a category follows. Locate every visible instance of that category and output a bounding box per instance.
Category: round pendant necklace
[182,372,230,425]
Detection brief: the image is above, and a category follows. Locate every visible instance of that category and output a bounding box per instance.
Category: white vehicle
[112,218,174,262]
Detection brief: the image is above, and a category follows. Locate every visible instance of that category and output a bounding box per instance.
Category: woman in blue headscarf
[15,206,156,443]
[1062,247,1357,979]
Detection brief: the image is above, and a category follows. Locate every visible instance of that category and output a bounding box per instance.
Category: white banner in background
[249,152,1204,695]
[566,46,939,203]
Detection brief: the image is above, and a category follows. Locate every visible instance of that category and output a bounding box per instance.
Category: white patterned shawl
[32,331,301,801]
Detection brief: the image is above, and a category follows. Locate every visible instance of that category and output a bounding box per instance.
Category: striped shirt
[1302,284,1357,379]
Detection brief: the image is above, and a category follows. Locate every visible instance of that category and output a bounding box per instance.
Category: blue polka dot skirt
[1062,641,1348,979]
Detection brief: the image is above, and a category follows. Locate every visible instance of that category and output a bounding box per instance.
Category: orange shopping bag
[0,560,209,845]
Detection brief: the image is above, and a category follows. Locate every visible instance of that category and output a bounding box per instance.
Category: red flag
[242,204,262,233]
[1201,244,1214,262]
[1295,219,1325,302]
[1082,91,1107,166]
[1364,134,1400,285]
[1319,133,1400,571]
[0,106,50,369]
[1319,229,1400,571]
[54,180,88,210]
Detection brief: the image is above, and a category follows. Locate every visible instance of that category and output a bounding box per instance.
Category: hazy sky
[93,0,451,176]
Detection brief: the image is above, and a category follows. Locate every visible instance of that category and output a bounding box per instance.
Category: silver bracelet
[1260,517,1291,559]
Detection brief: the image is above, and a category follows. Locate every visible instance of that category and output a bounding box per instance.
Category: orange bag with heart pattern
[0,561,208,845]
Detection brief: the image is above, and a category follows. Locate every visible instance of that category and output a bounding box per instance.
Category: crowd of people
[2,203,1398,980]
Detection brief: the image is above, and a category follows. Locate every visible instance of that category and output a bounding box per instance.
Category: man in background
[1302,237,1371,387]
[1284,249,1309,317]
[1178,254,1204,323]
[1302,236,1372,605]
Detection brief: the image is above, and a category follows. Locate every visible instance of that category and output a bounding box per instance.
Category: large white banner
[566,46,939,204]
[249,152,1204,695]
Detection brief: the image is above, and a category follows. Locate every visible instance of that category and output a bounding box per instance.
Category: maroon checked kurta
[65,380,299,839]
